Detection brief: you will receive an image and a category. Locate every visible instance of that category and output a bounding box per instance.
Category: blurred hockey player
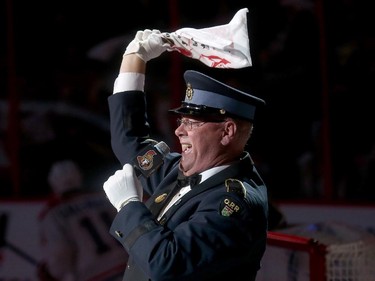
[37,159,128,281]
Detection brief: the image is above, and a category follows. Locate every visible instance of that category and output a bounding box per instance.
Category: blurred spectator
[326,0,375,199]
[257,0,321,199]
[37,160,127,281]
[296,121,324,198]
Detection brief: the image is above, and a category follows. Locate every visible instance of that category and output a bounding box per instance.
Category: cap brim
[168,102,227,119]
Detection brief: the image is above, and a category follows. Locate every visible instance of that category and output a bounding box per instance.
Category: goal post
[267,231,327,281]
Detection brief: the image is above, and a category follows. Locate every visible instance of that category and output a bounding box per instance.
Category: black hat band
[184,89,256,120]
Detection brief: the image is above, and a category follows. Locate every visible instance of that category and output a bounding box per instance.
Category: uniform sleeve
[108,91,151,165]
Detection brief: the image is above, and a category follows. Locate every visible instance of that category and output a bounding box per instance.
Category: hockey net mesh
[326,238,375,280]
[260,221,375,281]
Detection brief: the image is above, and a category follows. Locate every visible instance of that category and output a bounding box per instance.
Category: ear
[221,120,236,146]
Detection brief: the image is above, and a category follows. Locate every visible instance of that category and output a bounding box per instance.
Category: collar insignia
[155,193,168,203]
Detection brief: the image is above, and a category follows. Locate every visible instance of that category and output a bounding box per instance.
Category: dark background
[1,0,375,203]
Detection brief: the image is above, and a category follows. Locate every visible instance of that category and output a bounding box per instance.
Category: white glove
[124,29,171,62]
[103,164,143,211]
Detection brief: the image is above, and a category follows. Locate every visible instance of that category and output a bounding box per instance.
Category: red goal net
[257,221,375,281]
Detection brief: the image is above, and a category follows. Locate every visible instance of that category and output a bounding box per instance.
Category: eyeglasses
[176,118,206,131]
[176,118,226,131]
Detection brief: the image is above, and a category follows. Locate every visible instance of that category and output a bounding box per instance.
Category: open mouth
[181,143,192,154]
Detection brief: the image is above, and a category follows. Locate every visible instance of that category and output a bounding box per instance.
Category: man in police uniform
[103,29,268,281]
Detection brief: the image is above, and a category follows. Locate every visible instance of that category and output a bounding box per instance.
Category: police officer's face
[175,117,230,176]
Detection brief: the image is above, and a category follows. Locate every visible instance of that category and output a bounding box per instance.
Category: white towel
[162,8,252,69]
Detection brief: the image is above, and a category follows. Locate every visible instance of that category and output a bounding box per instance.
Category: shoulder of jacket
[224,178,246,199]
[217,178,247,217]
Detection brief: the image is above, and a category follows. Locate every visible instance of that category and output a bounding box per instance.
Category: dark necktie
[177,171,202,188]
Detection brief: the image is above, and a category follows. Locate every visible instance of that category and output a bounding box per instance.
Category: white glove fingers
[103,163,143,210]
[123,163,133,173]
[135,30,144,41]
[103,172,115,190]
[114,170,125,190]
[124,164,144,201]
[142,29,153,40]
[124,29,170,62]
[123,164,134,188]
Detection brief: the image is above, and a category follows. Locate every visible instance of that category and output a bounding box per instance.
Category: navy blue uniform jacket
[108,91,268,281]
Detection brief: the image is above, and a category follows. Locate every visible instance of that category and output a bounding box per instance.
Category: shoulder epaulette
[224,178,246,198]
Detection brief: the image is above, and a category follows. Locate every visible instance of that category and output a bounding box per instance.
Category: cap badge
[220,109,226,115]
[186,83,194,100]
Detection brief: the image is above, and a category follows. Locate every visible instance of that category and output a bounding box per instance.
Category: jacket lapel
[158,160,248,222]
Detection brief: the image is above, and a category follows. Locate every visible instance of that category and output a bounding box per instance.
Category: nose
[175,123,186,137]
